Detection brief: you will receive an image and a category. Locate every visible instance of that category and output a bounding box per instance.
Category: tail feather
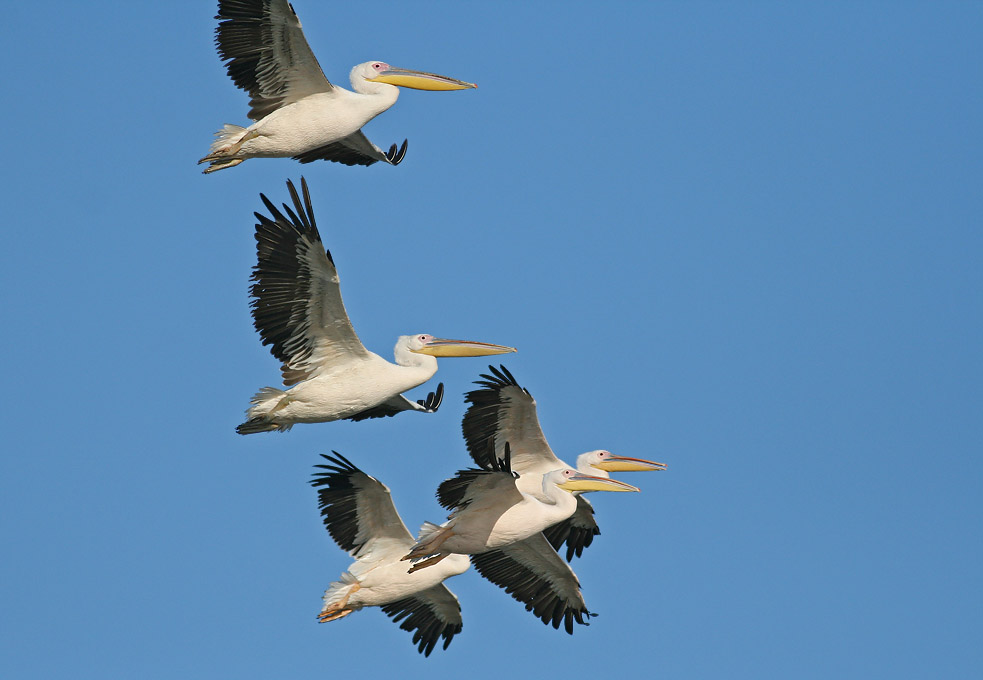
[249,386,286,406]
[202,124,246,158]
[236,387,289,435]
[416,521,444,543]
[405,521,449,560]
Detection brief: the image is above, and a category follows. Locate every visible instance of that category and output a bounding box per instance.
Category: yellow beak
[558,473,639,493]
[367,67,477,91]
[593,456,668,472]
[411,338,516,357]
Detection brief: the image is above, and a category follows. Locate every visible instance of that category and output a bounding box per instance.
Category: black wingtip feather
[416,382,445,413]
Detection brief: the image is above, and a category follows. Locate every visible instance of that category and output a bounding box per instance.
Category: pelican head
[405,334,516,358]
[355,61,477,91]
[549,469,639,494]
[579,450,668,473]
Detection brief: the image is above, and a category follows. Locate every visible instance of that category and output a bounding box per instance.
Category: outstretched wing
[470,533,594,634]
[541,496,600,561]
[215,0,334,120]
[250,177,371,386]
[294,133,408,167]
[346,383,443,422]
[310,452,415,559]
[462,365,565,473]
[437,443,521,513]
[379,584,463,657]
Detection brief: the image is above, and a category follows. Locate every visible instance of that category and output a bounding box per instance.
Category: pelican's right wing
[470,533,593,634]
[293,132,408,167]
[250,177,371,386]
[380,584,463,657]
[215,0,334,120]
[310,453,414,559]
[541,496,600,561]
[461,365,564,473]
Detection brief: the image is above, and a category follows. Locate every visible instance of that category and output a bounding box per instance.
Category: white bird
[236,178,514,434]
[199,0,476,173]
[461,365,667,560]
[403,446,638,633]
[311,453,470,656]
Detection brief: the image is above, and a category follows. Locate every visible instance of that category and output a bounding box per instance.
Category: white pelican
[236,178,514,434]
[403,446,638,633]
[462,365,667,560]
[310,453,470,656]
[199,0,476,173]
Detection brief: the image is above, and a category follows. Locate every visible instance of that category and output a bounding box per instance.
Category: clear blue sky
[2,1,981,677]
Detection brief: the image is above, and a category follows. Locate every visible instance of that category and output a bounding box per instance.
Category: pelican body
[312,453,470,656]
[236,179,514,434]
[200,0,476,173]
[462,365,666,559]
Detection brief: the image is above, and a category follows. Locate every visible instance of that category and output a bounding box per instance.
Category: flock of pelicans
[205,0,667,657]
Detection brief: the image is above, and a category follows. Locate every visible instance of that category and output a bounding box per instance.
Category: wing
[310,453,415,559]
[462,365,565,473]
[294,133,408,167]
[542,496,600,562]
[215,0,334,120]
[346,383,443,422]
[250,177,371,386]
[470,533,594,634]
[379,584,463,657]
[437,444,521,513]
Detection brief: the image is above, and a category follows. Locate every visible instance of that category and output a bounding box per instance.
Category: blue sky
[2,1,981,677]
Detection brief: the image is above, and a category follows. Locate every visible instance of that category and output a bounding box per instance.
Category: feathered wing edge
[541,496,601,561]
[470,533,595,635]
[380,586,463,656]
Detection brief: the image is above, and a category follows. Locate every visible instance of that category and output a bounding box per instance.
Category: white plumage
[461,365,667,559]
[311,453,470,656]
[200,0,476,173]
[403,447,638,633]
[236,178,514,434]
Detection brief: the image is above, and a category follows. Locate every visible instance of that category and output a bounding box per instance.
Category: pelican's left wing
[215,0,334,120]
[470,533,593,634]
[347,383,443,422]
[293,132,408,167]
[380,584,463,657]
[462,365,565,473]
[251,178,372,386]
[541,496,600,562]
[310,453,415,559]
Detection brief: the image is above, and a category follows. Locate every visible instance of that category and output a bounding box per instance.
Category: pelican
[310,453,470,656]
[199,0,476,173]
[403,446,638,633]
[236,178,514,434]
[462,365,667,560]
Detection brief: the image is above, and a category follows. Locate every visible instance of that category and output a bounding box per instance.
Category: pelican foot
[317,608,353,623]
[407,553,448,574]
[202,158,244,174]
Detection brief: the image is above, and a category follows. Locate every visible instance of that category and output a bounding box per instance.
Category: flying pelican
[310,453,470,656]
[461,365,667,560]
[199,0,476,173]
[236,178,514,434]
[403,446,638,633]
